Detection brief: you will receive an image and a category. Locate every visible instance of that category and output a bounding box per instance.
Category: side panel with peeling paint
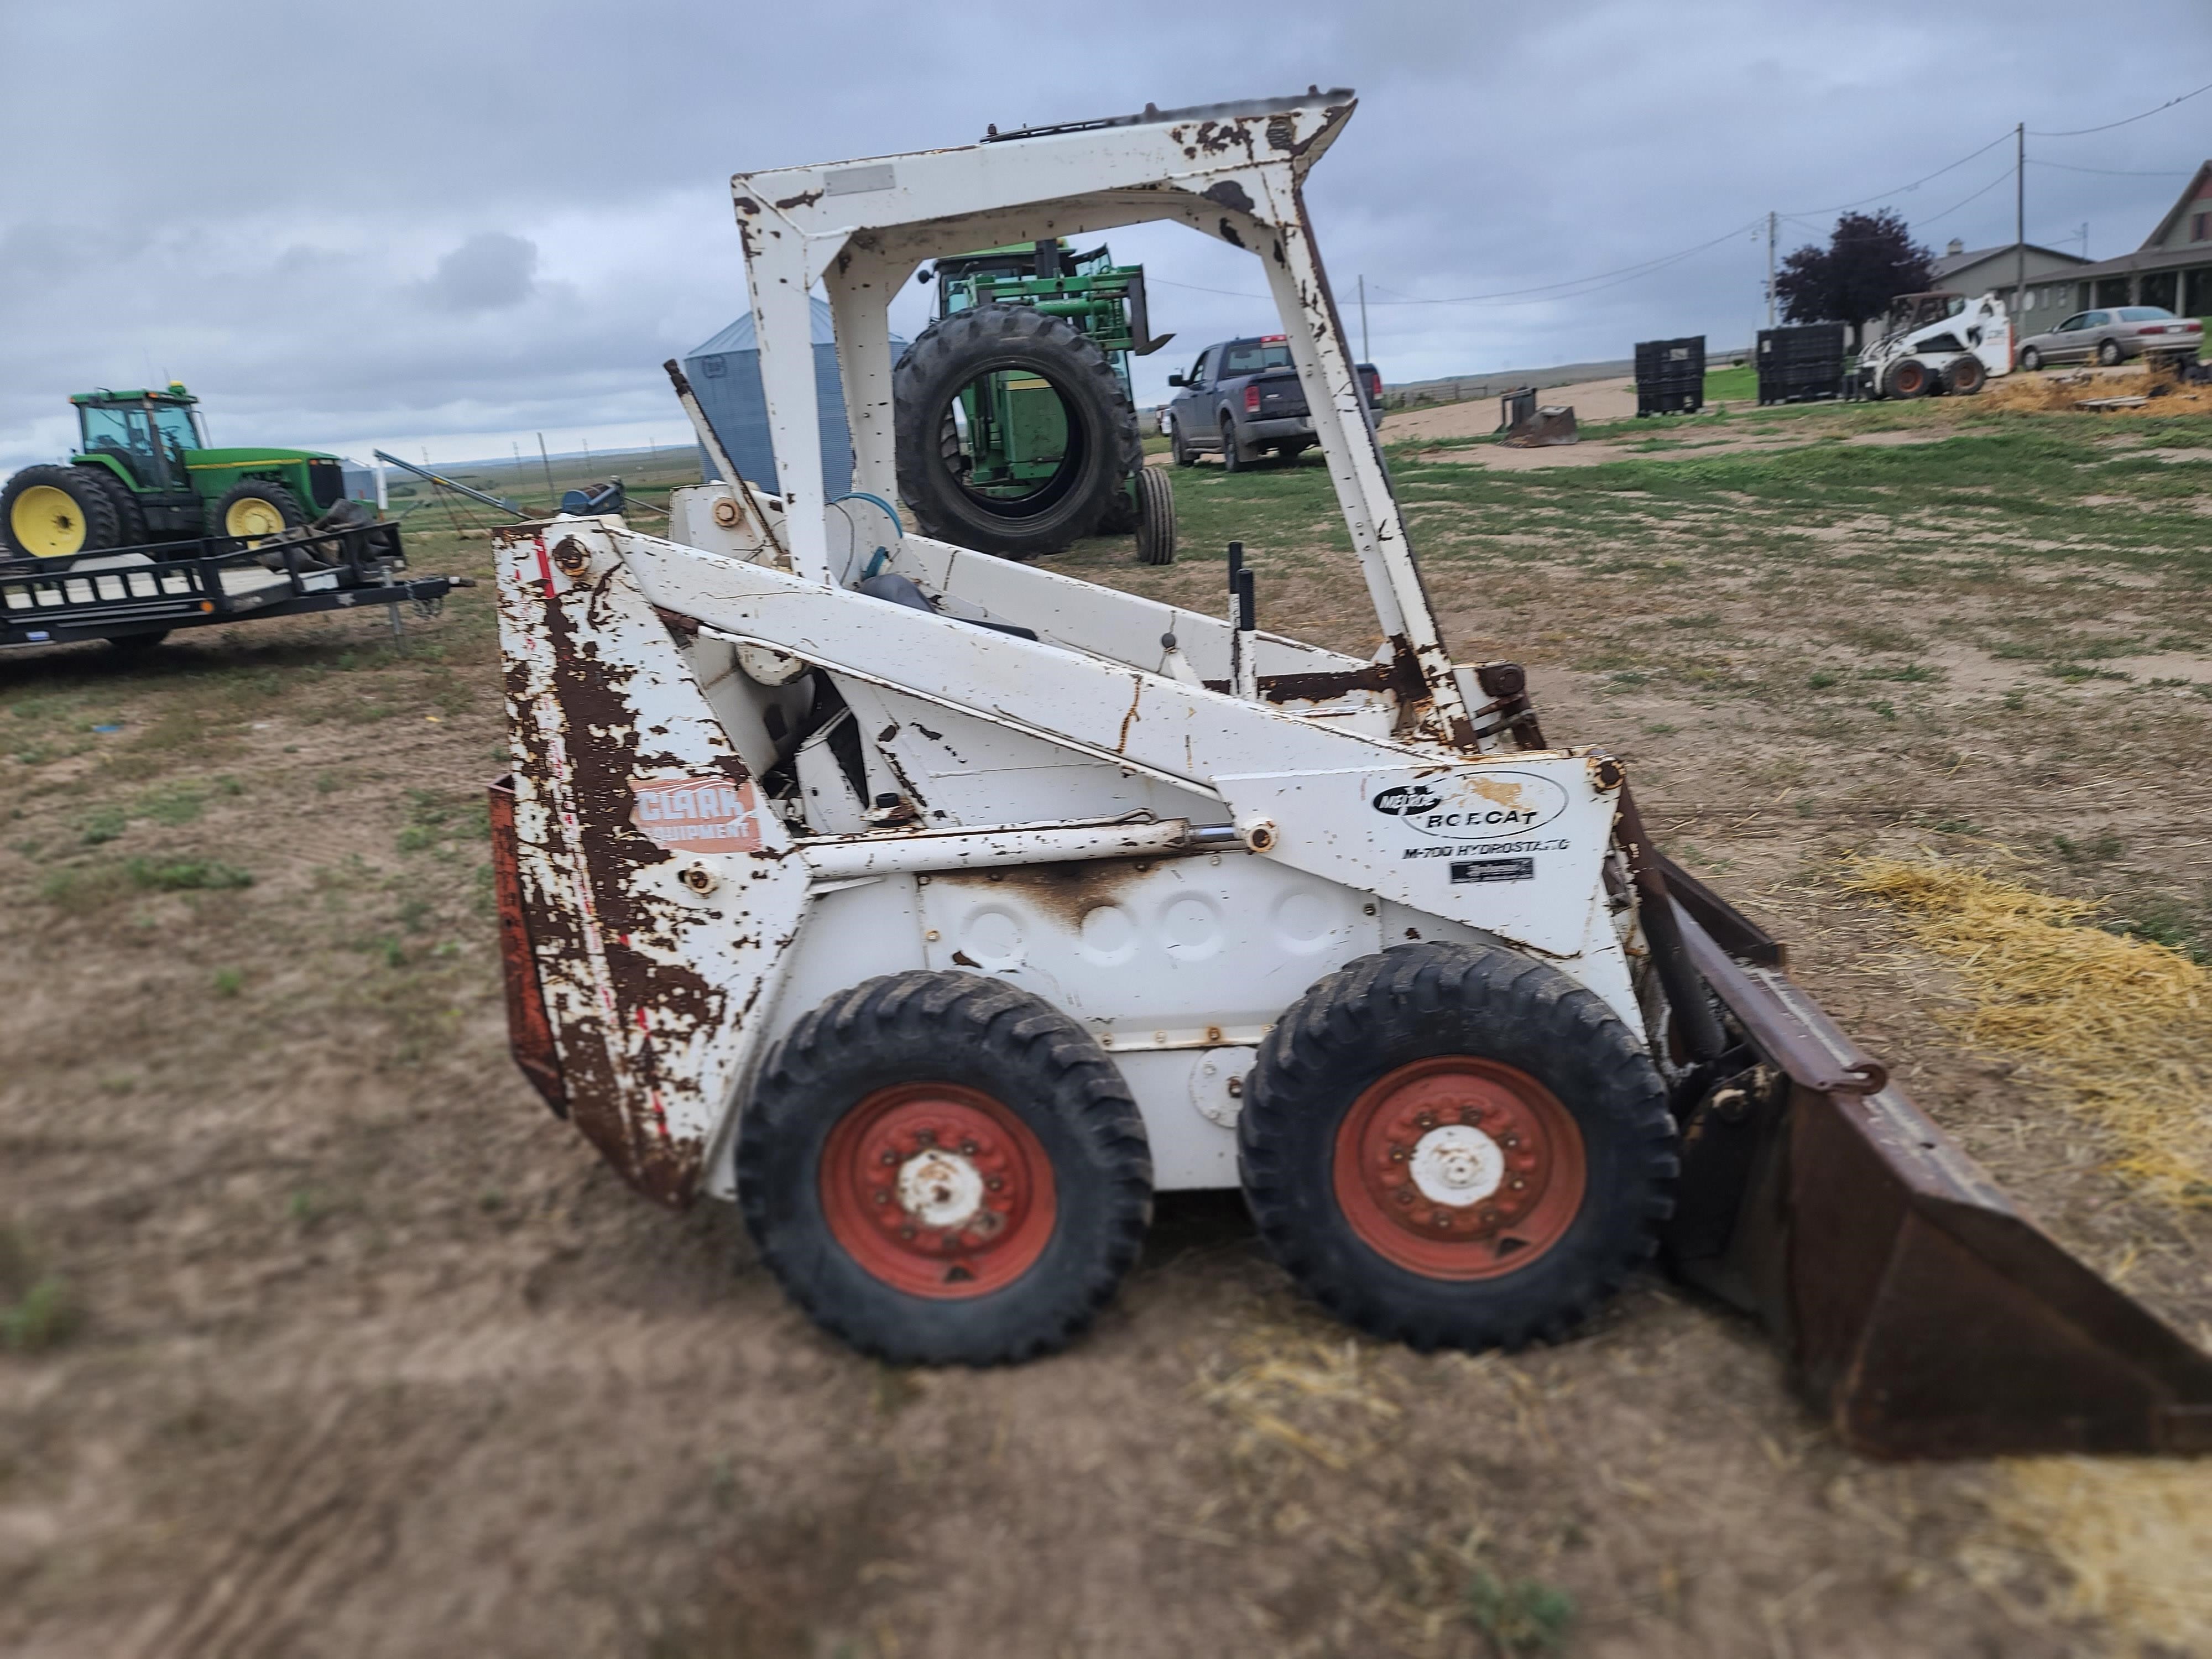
[497,524,811,1208]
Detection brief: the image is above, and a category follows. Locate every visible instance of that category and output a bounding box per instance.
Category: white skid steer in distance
[490,91,2212,1457]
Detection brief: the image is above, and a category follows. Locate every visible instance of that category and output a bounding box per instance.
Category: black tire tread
[893,304,1141,559]
[1134,466,1175,565]
[1239,942,1676,1354]
[737,971,1151,1365]
[211,477,306,540]
[1,463,123,557]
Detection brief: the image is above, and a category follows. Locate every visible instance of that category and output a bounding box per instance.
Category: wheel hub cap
[896,1147,987,1230]
[1332,1056,1588,1280]
[1408,1124,1504,1207]
[820,1083,1055,1298]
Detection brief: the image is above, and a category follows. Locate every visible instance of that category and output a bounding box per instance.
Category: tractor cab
[72,385,207,494]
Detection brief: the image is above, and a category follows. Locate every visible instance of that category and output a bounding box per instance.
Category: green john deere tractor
[1,383,357,561]
[894,239,1176,563]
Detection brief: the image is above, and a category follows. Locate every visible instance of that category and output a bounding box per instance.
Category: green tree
[1776,210,1935,349]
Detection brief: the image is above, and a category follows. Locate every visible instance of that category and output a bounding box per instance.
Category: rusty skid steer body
[491,91,2212,1456]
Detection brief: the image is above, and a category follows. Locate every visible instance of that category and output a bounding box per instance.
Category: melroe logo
[1371,782,1443,817]
[1369,769,1570,839]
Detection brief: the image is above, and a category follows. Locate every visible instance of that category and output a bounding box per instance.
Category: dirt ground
[3,392,2210,1658]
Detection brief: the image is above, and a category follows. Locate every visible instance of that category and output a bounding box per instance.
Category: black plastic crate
[1758,324,1845,369]
[1634,336,1705,415]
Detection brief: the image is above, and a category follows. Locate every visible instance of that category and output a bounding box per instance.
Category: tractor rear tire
[2,465,122,560]
[1096,480,1139,536]
[213,478,306,544]
[75,466,147,549]
[894,303,1142,559]
[1134,466,1175,565]
[737,971,1153,1365]
[1238,942,1677,1354]
[1947,356,1987,396]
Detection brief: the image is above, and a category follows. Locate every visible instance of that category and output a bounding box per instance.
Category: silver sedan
[2017,306,2203,370]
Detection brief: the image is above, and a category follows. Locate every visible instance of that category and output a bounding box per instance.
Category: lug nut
[960,1140,978,1156]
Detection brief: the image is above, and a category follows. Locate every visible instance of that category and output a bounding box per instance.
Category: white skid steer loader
[491,91,2212,1457]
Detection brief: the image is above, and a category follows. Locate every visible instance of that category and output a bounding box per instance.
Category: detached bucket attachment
[1500,403,1579,448]
[1658,861,2212,1459]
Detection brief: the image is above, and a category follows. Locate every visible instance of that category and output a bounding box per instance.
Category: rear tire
[1170,416,1195,468]
[2020,346,2043,373]
[75,467,147,548]
[893,304,1141,559]
[737,972,1152,1365]
[1238,943,1676,1353]
[1220,419,1245,473]
[2,464,122,559]
[1947,356,1987,395]
[1133,466,1175,565]
[105,631,169,654]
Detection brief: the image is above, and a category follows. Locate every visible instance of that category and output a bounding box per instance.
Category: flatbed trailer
[0,520,470,651]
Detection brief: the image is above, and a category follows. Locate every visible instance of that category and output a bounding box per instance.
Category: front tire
[2098,338,2125,367]
[1133,466,1175,565]
[213,478,306,544]
[1884,358,1930,399]
[1238,943,1676,1353]
[737,972,1152,1365]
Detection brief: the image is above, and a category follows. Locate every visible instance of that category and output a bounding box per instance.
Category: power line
[2027,158,2193,178]
[2029,77,2212,138]
[1781,131,2014,217]
[1362,222,1759,306]
[1907,164,2019,230]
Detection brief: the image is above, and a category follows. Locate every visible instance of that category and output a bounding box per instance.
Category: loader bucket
[1660,861,2212,1458]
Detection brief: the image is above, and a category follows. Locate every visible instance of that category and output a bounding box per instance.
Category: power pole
[1765,211,1777,329]
[2013,122,2027,352]
[1357,274,1369,364]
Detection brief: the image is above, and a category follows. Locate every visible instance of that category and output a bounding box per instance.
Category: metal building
[682,296,907,497]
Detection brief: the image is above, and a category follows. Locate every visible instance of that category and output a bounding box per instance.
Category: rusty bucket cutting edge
[1661,890,2212,1459]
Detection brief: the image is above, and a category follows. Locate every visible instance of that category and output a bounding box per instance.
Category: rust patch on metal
[1202,657,1423,705]
[510,556,767,1208]
[775,188,823,210]
[1217,218,1245,249]
[1203,179,1255,215]
[489,776,566,1117]
[951,859,1155,932]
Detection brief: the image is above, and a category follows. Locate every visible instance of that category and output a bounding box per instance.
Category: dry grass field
[3,388,2209,1658]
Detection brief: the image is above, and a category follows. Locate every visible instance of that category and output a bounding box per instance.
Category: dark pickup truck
[1164,335,1383,470]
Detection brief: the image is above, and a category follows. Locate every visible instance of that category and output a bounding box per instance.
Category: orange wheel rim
[820,1083,1056,1298]
[1331,1056,1587,1280]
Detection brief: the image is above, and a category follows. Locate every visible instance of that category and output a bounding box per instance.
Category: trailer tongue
[490,90,2212,1456]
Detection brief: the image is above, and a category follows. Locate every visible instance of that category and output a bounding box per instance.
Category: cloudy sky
[2,1,2206,472]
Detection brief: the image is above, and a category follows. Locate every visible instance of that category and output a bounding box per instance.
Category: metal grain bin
[682,299,909,496]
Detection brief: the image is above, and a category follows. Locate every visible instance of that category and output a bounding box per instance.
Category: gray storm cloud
[424,234,540,314]
[0,0,2203,468]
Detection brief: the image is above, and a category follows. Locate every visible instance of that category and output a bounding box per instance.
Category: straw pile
[1991,1458,2212,1653]
[1195,1332,1401,1470]
[1846,859,2212,1652]
[1979,363,2212,416]
[1840,857,2212,1201]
